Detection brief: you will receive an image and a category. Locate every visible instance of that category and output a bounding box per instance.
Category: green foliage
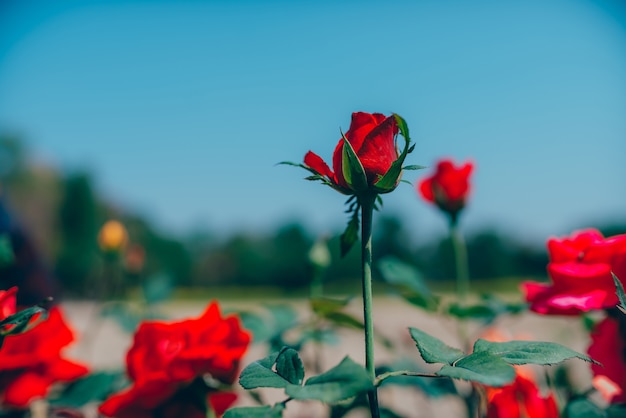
[49,372,127,408]
[437,352,516,387]
[285,357,372,403]
[409,327,464,365]
[141,273,173,304]
[0,234,14,267]
[472,339,596,366]
[564,398,605,418]
[311,297,363,331]
[239,351,292,390]
[224,404,286,418]
[409,327,594,387]
[447,294,526,323]
[275,348,305,385]
[378,257,438,311]
[239,350,372,409]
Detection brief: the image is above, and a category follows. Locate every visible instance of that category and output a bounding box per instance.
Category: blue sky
[0,0,625,244]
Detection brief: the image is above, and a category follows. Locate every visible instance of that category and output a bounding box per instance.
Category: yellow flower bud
[98,220,128,252]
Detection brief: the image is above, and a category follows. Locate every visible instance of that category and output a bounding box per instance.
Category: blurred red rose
[522,229,626,315]
[0,287,17,320]
[99,301,250,418]
[418,158,473,222]
[486,371,559,418]
[304,112,400,194]
[588,315,626,403]
[0,306,89,408]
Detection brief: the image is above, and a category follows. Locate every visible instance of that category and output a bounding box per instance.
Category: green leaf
[0,305,47,336]
[238,311,272,343]
[472,339,597,365]
[373,114,412,193]
[409,327,465,365]
[437,352,516,387]
[323,311,364,330]
[285,357,373,403]
[607,404,626,418]
[49,372,125,407]
[612,272,626,314]
[341,133,368,192]
[402,165,427,171]
[224,404,285,418]
[275,348,304,385]
[310,297,351,315]
[564,398,606,418]
[239,351,289,389]
[340,207,359,257]
[142,273,173,304]
[377,257,432,297]
[378,257,438,311]
[447,303,496,320]
[100,303,141,334]
[0,234,14,267]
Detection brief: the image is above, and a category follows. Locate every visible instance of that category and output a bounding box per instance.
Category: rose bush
[303,112,402,194]
[418,158,473,223]
[99,301,250,418]
[522,229,626,315]
[0,306,89,408]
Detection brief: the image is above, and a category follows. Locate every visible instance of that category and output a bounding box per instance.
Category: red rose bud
[418,158,473,222]
[303,112,412,195]
[522,229,626,315]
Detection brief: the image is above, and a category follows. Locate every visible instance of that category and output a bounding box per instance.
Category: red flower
[522,229,626,315]
[303,112,403,194]
[0,306,89,408]
[0,287,17,320]
[486,371,559,418]
[418,158,473,222]
[99,301,251,418]
[588,316,626,403]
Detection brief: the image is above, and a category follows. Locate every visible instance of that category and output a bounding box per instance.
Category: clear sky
[0,0,625,244]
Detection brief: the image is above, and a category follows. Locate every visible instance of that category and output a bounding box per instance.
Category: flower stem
[360,193,379,418]
[450,222,469,305]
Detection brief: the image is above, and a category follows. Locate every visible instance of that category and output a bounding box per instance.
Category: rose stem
[361,193,380,418]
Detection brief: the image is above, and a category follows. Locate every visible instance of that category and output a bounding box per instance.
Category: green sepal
[341,133,368,192]
[278,161,352,195]
[373,113,413,193]
[402,165,427,171]
[612,272,626,314]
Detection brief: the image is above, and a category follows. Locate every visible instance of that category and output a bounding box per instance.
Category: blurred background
[0,0,625,299]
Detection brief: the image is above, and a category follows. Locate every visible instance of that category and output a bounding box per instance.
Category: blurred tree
[54,173,101,296]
